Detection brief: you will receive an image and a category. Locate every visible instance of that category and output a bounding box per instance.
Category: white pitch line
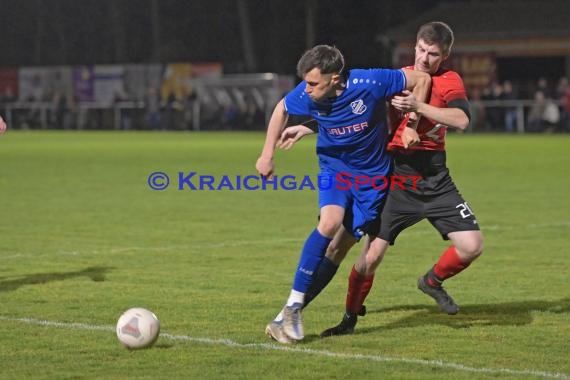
[1,316,567,380]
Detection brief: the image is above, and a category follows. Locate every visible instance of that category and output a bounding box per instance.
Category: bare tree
[34,0,45,64]
[237,0,256,72]
[149,0,162,62]
[109,2,127,63]
[305,0,317,49]
[52,0,69,64]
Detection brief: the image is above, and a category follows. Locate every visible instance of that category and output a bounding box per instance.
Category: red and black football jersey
[388,66,468,152]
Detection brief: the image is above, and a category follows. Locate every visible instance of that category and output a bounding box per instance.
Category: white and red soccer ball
[116,307,160,349]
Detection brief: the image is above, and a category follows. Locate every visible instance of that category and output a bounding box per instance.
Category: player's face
[303,68,339,102]
[414,39,448,74]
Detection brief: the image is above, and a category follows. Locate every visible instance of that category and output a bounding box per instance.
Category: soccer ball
[116,307,160,349]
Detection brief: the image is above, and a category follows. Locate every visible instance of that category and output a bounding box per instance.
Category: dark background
[0,0,451,72]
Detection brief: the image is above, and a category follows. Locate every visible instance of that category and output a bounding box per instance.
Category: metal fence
[468,99,567,133]
[1,73,290,131]
[2,97,568,133]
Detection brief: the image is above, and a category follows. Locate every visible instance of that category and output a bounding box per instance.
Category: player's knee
[317,219,342,238]
[457,235,484,261]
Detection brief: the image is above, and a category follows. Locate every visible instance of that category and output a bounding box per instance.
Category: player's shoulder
[433,68,466,92]
[347,68,402,84]
[435,67,463,81]
[348,68,377,80]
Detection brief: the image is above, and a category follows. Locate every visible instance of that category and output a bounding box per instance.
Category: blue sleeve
[284,81,310,115]
[368,68,406,99]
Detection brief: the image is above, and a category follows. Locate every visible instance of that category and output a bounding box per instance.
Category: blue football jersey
[284,69,406,177]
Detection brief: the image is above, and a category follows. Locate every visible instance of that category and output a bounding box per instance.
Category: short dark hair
[417,21,454,55]
[296,45,345,78]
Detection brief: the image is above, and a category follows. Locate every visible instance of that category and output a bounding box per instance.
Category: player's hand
[406,111,420,129]
[401,126,420,149]
[277,125,313,150]
[391,90,419,113]
[255,156,274,179]
[0,116,6,135]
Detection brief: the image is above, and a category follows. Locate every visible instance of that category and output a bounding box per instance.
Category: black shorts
[377,182,480,244]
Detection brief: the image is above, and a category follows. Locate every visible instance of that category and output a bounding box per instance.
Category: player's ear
[331,73,341,85]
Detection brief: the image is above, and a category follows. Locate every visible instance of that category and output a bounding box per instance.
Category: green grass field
[0,131,569,379]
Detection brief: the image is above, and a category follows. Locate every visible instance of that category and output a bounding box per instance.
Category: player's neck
[331,81,346,98]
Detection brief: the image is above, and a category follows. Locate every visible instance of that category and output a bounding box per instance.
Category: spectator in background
[536,77,554,99]
[483,82,503,131]
[52,91,69,129]
[555,77,568,99]
[542,95,561,132]
[183,91,197,130]
[22,94,41,129]
[113,90,132,130]
[145,87,162,130]
[163,92,178,130]
[243,93,259,130]
[528,90,560,132]
[555,77,569,133]
[0,115,6,134]
[502,80,517,133]
[1,88,16,103]
[528,90,547,132]
[221,101,238,130]
[560,81,570,133]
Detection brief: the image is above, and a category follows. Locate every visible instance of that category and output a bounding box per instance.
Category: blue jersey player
[256,45,431,343]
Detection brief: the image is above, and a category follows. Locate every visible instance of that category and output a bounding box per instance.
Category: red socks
[345,266,374,314]
[430,245,470,284]
[345,247,469,309]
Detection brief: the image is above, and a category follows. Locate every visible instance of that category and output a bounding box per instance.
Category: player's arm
[398,69,431,147]
[392,92,470,130]
[401,69,431,124]
[277,124,315,150]
[256,99,289,178]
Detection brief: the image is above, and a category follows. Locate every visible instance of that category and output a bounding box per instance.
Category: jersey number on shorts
[456,202,474,219]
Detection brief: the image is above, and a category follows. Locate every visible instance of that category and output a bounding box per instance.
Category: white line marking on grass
[526,221,570,229]
[2,316,567,379]
[2,253,34,259]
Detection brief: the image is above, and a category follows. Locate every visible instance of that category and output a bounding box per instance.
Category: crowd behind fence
[3,99,569,133]
[2,77,570,133]
[468,76,570,134]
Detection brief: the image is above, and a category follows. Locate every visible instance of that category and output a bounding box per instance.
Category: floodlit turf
[0,131,569,380]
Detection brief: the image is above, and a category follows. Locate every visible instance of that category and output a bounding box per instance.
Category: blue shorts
[318,171,388,239]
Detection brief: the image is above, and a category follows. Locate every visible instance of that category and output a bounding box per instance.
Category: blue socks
[292,229,332,294]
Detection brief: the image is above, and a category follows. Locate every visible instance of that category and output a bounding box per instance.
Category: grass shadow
[0,266,114,292]
[353,297,570,334]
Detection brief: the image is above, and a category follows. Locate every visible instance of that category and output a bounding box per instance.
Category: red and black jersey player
[276,21,484,337]
[319,21,485,336]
